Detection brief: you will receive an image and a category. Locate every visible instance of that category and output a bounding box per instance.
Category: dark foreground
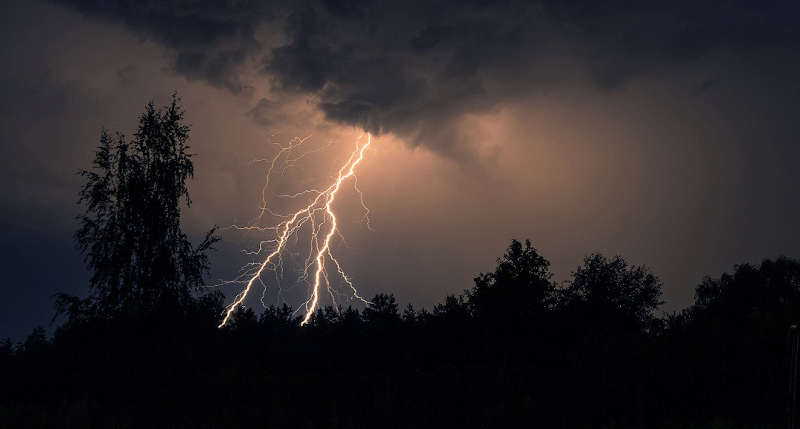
[2,244,797,428]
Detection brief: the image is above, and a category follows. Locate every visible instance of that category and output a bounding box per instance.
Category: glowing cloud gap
[217,134,373,328]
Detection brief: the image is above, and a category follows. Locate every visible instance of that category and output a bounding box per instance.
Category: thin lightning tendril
[217,134,373,328]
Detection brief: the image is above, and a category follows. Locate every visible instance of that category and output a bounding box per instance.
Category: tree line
[1,96,797,428]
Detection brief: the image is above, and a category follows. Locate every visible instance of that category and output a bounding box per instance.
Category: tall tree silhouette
[66,94,217,319]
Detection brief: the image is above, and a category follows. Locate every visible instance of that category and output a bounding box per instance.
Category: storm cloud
[57,0,800,156]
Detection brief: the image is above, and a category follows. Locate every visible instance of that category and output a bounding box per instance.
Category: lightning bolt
[217,134,373,328]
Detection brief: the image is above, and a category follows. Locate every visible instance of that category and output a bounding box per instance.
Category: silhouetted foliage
[60,94,217,322]
[7,241,797,428]
[362,293,400,327]
[562,253,663,332]
[402,303,417,323]
[21,327,47,355]
[468,239,555,322]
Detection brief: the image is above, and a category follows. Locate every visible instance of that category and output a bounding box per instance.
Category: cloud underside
[59,0,799,155]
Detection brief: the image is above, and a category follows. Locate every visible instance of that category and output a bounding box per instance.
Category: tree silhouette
[362,293,399,320]
[402,303,417,323]
[61,94,217,320]
[563,253,663,331]
[21,327,47,355]
[4,235,797,427]
[467,239,555,322]
[362,293,401,331]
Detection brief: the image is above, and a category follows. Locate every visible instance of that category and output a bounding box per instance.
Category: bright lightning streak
[217,134,373,328]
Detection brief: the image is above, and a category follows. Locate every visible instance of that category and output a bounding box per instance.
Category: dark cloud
[55,0,279,92]
[58,0,800,154]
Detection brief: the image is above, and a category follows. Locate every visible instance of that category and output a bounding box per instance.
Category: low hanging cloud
[58,0,279,92]
[57,0,800,156]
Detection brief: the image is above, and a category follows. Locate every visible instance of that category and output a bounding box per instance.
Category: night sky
[2,0,800,340]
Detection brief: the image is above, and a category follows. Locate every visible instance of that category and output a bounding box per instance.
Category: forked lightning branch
[216,134,374,327]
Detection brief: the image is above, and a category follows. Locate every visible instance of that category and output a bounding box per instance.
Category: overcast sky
[2,0,800,339]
